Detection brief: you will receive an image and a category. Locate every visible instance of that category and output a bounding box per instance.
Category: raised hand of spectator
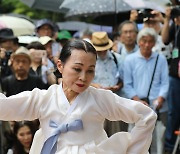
[165,7,171,19]
[0,48,6,59]
[150,10,165,23]
[129,10,138,22]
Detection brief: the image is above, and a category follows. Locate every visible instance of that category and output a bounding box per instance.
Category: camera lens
[5,51,12,59]
[137,9,154,22]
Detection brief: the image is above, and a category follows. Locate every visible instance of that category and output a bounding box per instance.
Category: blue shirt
[118,44,139,97]
[119,44,139,61]
[118,44,139,80]
[124,50,169,112]
[93,50,122,87]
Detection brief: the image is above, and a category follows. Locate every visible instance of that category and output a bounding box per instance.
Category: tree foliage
[0,0,64,22]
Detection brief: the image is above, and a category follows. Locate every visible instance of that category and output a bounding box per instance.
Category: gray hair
[79,28,94,38]
[137,27,157,43]
[118,20,138,35]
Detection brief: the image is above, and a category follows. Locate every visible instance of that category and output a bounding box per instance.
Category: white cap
[39,36,54,45]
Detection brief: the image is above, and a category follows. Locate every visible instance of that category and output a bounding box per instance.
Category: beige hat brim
[92,39,113,51]
[12,53,31,63]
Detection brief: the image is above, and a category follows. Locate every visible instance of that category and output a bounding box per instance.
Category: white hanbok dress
[0,83,157,154]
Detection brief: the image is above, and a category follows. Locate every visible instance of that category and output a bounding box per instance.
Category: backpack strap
[111,52,118,68]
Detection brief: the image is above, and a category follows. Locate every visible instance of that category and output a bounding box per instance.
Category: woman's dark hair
[13,121,35,154]
[60,39,97,63]
[26,41,46,50]
[54,39,97,78]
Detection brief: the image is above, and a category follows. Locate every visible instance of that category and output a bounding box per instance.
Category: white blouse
[0,83,157,154]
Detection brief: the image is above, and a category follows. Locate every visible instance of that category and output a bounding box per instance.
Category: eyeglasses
[121,30,136,35]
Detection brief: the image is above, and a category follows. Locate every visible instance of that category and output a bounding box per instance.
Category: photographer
[161,6,180,154]
[143,10,173,63]
[0,28,20,80]
[130,9,173,63]
[0,48,12,79]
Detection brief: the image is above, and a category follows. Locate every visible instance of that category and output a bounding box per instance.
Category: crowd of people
[0,5,179,154]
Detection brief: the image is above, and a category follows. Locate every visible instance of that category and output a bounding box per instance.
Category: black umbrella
[20,0,64,12]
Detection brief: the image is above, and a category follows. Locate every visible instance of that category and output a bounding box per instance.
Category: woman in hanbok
[0,39,157,154]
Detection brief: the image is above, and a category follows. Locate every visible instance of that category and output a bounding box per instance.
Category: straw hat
[91,31,113,51]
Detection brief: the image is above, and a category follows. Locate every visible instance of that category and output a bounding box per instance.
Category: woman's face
[29,49,47,63]
[57,49,96,94]
[17,126,32,149]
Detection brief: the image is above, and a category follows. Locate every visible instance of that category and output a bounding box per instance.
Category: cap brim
[58,36,71,40]
[0,36,17,40]
[39,38,54,45]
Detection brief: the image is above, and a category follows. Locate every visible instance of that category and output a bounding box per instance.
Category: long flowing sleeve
[92,88,157,154]
[0,88,46,121]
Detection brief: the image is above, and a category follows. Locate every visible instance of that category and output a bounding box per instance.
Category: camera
[170,5,180,19]
[5,50,12,59]
[137,9,155,21]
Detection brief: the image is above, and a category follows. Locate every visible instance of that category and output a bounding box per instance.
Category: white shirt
[0,83,157,154]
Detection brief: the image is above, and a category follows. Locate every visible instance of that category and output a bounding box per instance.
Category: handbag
[141,54,159,104]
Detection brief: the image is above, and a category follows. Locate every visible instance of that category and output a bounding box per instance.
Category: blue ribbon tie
[41,119,83,154]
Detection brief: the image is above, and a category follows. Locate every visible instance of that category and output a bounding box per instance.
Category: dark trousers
[104,120,128,137]
[165,76,180,151]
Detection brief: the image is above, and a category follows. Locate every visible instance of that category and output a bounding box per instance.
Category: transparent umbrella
[59,0,170,17]
[60,0,132,17]
[0,15,35,36]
